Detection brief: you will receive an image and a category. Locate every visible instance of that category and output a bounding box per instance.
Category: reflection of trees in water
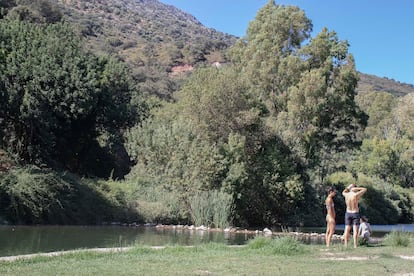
[1,225,413,256]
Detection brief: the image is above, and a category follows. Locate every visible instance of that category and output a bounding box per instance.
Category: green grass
[383,230,412,247]
[247,236,307,255]
[1,237,413,276]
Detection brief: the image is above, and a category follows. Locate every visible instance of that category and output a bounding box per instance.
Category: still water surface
[0,224,412,257]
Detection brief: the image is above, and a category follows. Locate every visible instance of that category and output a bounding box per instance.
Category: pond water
[0,224,412,257]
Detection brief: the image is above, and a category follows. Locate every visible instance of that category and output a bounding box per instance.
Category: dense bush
[0,19,144,178]
[0,166,139,224]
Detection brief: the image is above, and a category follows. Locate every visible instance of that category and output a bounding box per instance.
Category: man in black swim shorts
[342,183,367,248]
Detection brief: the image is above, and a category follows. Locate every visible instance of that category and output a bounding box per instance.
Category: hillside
[56,0,414,98]
[357,72,414,97]
[3,0,413,98]
[51,0,237,98]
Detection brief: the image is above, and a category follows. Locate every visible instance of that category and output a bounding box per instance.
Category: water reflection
[0,225,254,257]
[0,224,412,257]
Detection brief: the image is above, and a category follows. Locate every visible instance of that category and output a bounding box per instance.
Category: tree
[355,91,397,139]
[229,2,366,180]
[393,93,414,140]
[0,20,143,177]
[125,113,227,222]
[178,67,261,146]
[228,0,312,111]
[354,138,414,188]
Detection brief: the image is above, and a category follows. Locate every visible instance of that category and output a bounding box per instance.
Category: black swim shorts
[345,212,360,226]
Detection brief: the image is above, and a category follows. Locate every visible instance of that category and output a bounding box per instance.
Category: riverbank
[0,225,384,262]
[152,223,385,244]
[1,224,388,258]
[1,239,413,275]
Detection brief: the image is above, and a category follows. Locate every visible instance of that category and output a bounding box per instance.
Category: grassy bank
[0,235,413,276]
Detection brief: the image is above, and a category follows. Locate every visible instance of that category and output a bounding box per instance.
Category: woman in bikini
[325,187,336,247]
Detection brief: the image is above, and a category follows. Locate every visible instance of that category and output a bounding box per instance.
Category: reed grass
[190,190,233,228]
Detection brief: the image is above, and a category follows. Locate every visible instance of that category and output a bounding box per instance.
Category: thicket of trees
[0,0,413,226]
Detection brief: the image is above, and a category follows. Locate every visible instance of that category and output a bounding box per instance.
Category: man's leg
[343,225,351,247]
[353,224,359,248]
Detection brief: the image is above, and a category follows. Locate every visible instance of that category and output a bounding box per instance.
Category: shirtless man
[325,187,336,247]
[342,183,367,248]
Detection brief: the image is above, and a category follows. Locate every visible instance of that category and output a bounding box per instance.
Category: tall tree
[0,20,142,177]
[228,0,312,112]
[355,91,397,139]
[230,2,366,178]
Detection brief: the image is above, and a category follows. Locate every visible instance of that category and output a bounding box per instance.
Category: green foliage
[0,166,70,223]
[229,3,367,186]
[126,115,226,200]
[269,236,306,255]
[0,166,129,224]
[247,236,306,255]
[325,171,355,187]
[189,190,233,228]
[0,19,143,177]
[1,0,413,227]
[173,65,307,226]
[394,93,414,140]
[355,91,397,139]
[354,138,414,188]
[383,231,411,247]
[178,67,259,144]
[275,38,366,174]
[121,177,187,224]
[247,236,271,249]
[360,183,399,224]
[229,1,312,99]
[239,136,305,226]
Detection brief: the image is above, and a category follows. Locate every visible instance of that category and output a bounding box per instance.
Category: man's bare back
[341,183,367,248]
[343,185,367,212]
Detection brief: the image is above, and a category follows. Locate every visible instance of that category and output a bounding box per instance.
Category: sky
[159,0,414,85]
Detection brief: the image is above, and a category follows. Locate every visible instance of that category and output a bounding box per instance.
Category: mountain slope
[357,72,414,97]
[5,0,413,97]
[56,0,236,68]
[55,0,414,97]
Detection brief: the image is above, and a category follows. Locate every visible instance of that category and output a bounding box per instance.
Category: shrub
[247,236,271,249]
[0,166,71,223]
[383,231,411,247]
[247,236,306,255]
[269,236,306,255]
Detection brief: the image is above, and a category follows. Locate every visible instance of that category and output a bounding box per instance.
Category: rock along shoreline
[0,224,384,262]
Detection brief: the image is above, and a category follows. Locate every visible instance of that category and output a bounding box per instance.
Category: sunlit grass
[383,231,412,247]
[1,239,413,275]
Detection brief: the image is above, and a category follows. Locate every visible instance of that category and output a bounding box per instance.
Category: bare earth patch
[320,255,378,261]
[320,252,414,261]
[0,247,133,262]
